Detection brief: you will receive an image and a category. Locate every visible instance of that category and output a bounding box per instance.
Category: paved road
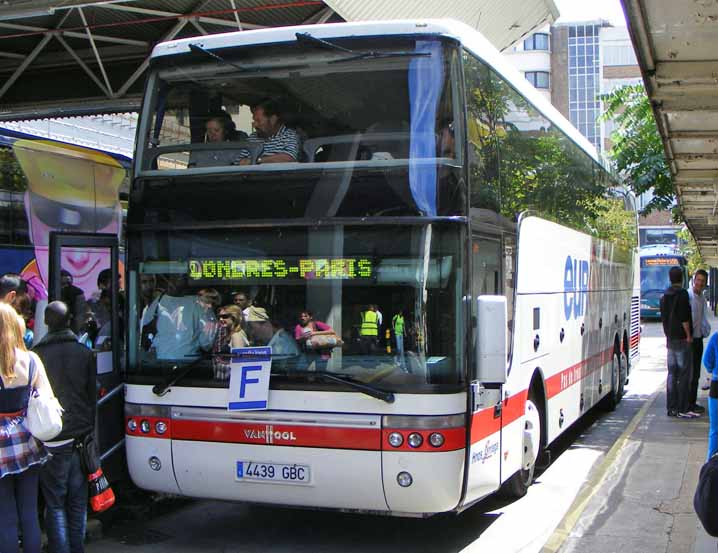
[88,324,668,553]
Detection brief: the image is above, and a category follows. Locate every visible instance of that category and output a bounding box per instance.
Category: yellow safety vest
[359,310,379,336]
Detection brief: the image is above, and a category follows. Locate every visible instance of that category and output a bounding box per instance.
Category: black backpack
[694,453,718,536]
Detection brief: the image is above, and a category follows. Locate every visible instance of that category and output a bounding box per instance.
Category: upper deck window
[132,37,465,220]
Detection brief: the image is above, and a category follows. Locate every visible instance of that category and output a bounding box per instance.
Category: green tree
[601,84,673,215]
[678,227,706,275]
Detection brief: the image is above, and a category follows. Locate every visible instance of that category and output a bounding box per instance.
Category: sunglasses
[219,314,233,320]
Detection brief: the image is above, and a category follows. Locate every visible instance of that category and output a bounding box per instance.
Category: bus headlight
[397,471,413,487]
[388,432,404,447]
[127,418,137,432]
[428,432,445,447]
[407,433,423,448]
[155,421,168,435]
[140,420,151,434]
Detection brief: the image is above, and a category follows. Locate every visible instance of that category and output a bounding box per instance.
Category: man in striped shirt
[237,98,301,164]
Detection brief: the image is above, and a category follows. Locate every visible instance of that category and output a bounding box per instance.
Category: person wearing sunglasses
[212,305,249,381]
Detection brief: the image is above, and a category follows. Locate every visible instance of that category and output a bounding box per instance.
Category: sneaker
[667,409,678,417]
[677,412,700,418]
[691,404,706,414]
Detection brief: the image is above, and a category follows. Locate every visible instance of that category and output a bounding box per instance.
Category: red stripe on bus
[470,389,527,444]
[171,419,381,450]
[544,345,615,399]
[471,344,617,443]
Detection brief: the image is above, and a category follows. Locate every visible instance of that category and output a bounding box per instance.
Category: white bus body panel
[126,436,180,494]
[173,441,387,510]
[382,450,465,512]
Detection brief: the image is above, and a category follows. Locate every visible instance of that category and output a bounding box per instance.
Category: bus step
[536,450,552,470]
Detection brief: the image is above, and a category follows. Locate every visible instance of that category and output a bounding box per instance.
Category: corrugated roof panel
[324,0,559,50]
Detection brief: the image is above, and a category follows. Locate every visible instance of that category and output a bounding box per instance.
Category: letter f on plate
[239,365,262,398]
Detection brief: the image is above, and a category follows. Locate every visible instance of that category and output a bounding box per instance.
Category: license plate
[236,461,311,484]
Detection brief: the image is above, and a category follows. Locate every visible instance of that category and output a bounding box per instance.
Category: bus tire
[600,350,623,412]
[499,388,542,499]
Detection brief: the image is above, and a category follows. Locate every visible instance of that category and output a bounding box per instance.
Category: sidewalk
[555,312,718,553]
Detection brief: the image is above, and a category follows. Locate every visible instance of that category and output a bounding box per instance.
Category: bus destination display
[642,257,681,267]
[188,257,373,281]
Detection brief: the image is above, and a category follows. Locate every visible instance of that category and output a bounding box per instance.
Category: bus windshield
[127,223,464,393]
[134,36,463,219]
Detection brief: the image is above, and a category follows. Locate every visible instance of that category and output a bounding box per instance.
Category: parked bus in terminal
[123,20,640,515]
[639,245,688,319]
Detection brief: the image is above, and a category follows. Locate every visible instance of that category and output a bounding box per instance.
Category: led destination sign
[188,257,373,281]
[642,257,682,267]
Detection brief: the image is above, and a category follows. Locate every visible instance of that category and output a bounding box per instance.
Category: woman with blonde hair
[212,305,249,380]
[0,302,54,553]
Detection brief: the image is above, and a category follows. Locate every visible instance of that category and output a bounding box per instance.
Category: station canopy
[622,0,718,264]
[0,0,558,121]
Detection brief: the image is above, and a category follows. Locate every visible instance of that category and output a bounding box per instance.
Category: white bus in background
[123,19,640,515]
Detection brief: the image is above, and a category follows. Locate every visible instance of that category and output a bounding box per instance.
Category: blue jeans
[40,443,88,553]
[395,334,406,371]
[0,464,42,553]
[667,340,691,414]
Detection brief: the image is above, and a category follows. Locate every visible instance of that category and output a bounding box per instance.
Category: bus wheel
[500,391,542,498]
[600,350,622,411]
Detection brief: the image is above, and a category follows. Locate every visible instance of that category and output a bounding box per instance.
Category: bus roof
[149,19,603,171]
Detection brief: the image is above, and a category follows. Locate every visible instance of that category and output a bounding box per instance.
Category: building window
[524,33,549,51]
[525,71,550,89]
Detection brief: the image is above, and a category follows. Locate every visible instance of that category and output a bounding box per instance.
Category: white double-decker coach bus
[124,19,640,515]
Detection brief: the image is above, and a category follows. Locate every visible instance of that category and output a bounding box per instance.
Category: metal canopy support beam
[97,3,264,30]
[191,18,208,35]
[0,33,52,99]
[55,33,110,97]
[303,7,334,24]
[0,21,149,47]
[229,0,243,31]
[78,7,114,97]
[115,16,190,98]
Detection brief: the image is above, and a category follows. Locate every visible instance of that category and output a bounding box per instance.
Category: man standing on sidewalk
[661,266,699,418]
[689,269,711,414]
[34,301,96,553]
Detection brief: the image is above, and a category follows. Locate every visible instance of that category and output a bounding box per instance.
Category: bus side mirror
[475,296,507,384]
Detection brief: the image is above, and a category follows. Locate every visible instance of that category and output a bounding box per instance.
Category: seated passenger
[436,119,455,158]
[245,306,299,366]
[212,305,249,381]
[236,99,301,165]
[189,111,248,168]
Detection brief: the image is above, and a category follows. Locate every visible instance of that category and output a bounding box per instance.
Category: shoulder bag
[26,353,64,442]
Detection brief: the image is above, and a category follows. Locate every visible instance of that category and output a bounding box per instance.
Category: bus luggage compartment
[170,407,388,511]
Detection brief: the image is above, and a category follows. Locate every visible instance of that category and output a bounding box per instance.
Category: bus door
[465,235,503,501]
[48,232,126,481]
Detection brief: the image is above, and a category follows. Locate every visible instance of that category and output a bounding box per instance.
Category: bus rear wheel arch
[600,342,624,411]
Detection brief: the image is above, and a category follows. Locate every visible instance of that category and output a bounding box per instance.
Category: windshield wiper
[314,372,395,404]
[295,32,430,64]
[152,355,210,397]
[188,43,249,72]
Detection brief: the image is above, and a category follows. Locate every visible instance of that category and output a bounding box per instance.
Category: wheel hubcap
[523,399,541,470]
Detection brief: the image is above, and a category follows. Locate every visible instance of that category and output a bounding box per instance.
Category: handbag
[305,333,343,350]
[77,433,115,513]
[695,453,718,536]
[26,354,63,442]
